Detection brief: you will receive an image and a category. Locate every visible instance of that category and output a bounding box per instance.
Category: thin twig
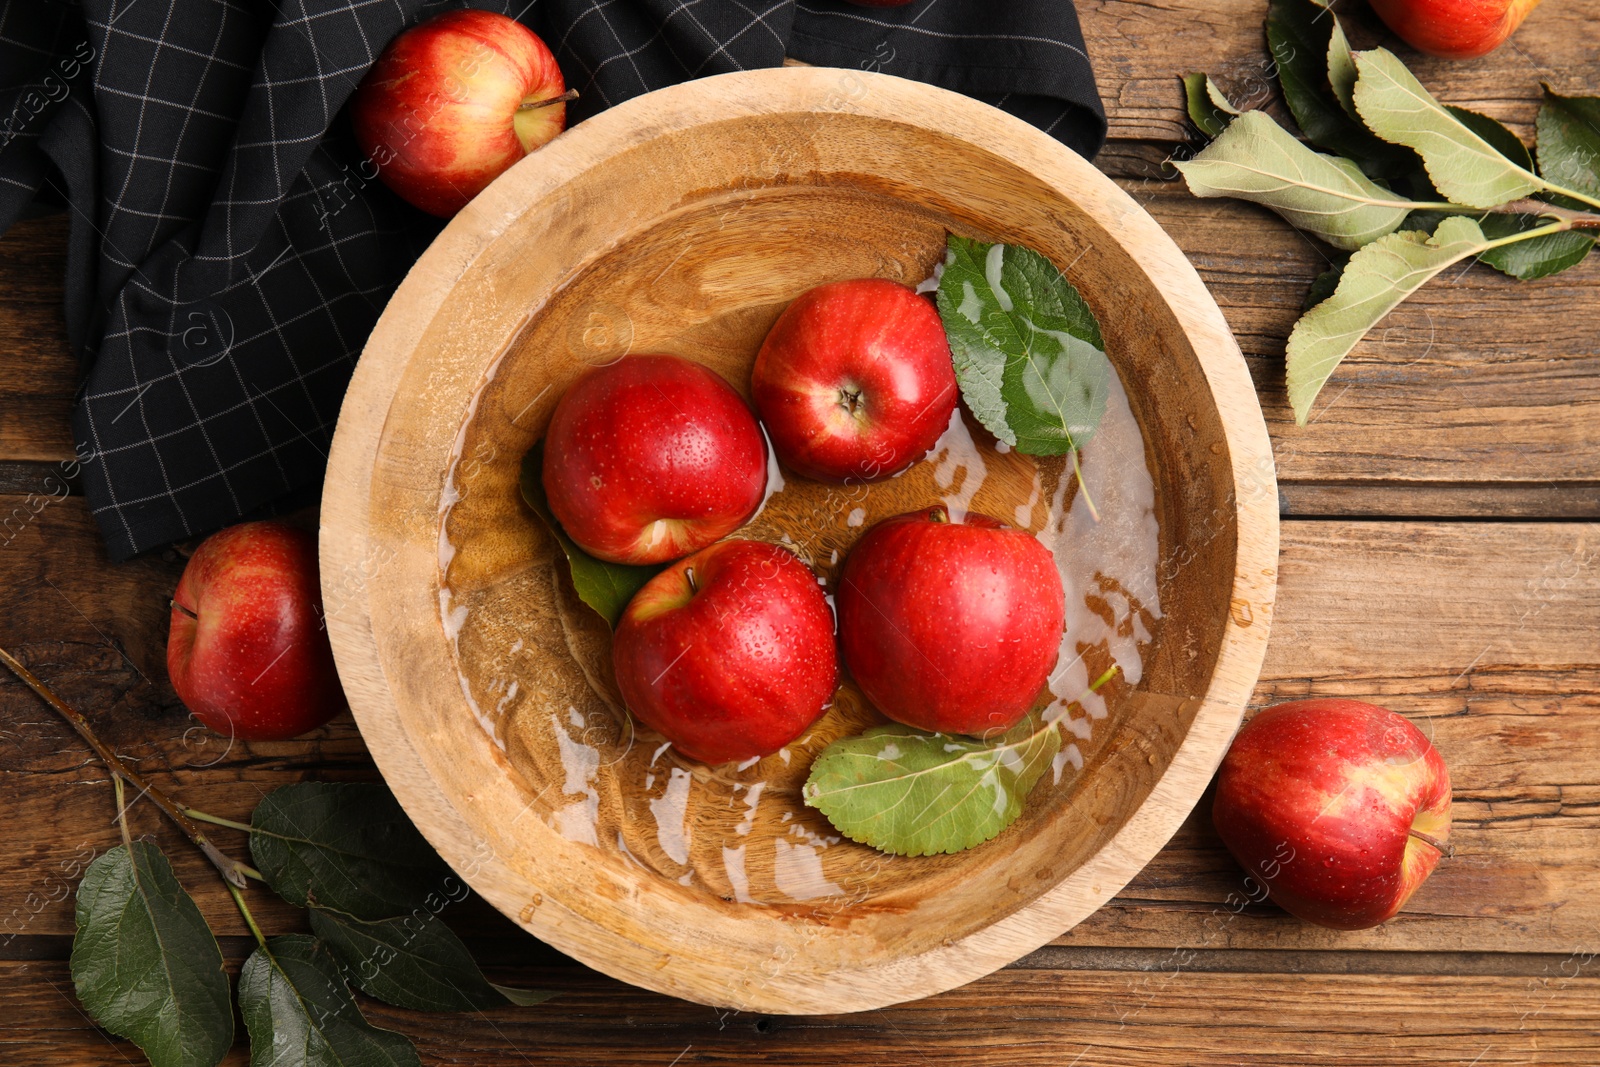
[0,645,250,889]
[1494,198,1600,230]
[227,882,270,949]
[182,807,255,834]
[113,775,131,849]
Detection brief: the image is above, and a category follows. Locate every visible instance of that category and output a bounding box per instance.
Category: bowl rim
[321,65,1280,1013]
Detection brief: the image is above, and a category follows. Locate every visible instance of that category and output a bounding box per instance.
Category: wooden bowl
[321,67,1278,1014]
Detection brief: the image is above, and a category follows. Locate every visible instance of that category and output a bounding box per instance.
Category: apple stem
[170,598,198,621]
[928,506,949,523]
[518,88,579,111]
[685,567,698,595]
[0,643,253,890]
[1407,827,1454,858]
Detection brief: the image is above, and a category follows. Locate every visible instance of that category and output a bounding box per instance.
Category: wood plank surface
[1084,0,1600,145]
[2,959,1596,1065]
[1125,184,1600,489]
[2,0,1599,1057]
[0,214,76,463]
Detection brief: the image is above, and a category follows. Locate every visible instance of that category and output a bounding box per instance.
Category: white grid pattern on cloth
[0,0,1103,559]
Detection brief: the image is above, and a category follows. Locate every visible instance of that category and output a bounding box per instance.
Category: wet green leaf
[520,443,664,628]
[936,235,1111,456]
[71,843,232,1067]
[803,713,1061,857]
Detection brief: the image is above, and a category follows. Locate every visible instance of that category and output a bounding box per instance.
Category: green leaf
[1267,0,1414,178]
[1327,18,1359,119]
[1444,106,1535,172]
[1475,214,1595,280]
[935,235,1111,455]
[1406,209,1595,281]
[1181,72,1240,138]
[1303,258,1347,311]
[802,713,1062,857]
[519,442,664,628]
[71,843,233,1067]
[1352,49,1542,209]
[1287,216,1493,423]
[239,935,420,1067]
[1535,86,1600,206]
[251,783,451,921]
[310,908,556,1012]
[1174,110,1416,250]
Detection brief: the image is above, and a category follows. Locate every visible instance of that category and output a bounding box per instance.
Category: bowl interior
[329,68,1272,1014]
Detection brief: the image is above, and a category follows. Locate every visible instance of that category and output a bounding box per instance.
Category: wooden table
[3,1,1598,1062]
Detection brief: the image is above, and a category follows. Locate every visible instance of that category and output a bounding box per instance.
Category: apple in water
[837,506,1065,735]
[751,279,957,482]
[612,540,839,764]
[542,354,768,565]
[1368,0,1541,59]
[167,522,346,741]
[1212,698,1453,930]
[350,10,572,217]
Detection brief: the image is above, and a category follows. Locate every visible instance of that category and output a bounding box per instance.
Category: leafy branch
[0,645,251,890]
[0,645,555,1067]
[1175,0,1600,424]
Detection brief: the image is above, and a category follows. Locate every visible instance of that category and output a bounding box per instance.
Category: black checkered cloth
[0,0,1105,560]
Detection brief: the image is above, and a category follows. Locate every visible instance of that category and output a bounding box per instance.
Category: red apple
[751,279,957,482]
[350,10,571,217]
[837,506,1065,735]
[1368,0,1542,59]
[1212,698,1453,930]
[167,522,346,741]
[612,540,839,764]
[542,355,768,565]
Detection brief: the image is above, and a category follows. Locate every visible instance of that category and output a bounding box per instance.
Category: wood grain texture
[0,0,1596,1052]
[0,215,77,462]
[2,960,1596,1065]
[320,66,1277,1013]
[1278,484,1600,519]
[1125,184,1600,487]
[1084,0,1600,145]
[1063,522,1600,955]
